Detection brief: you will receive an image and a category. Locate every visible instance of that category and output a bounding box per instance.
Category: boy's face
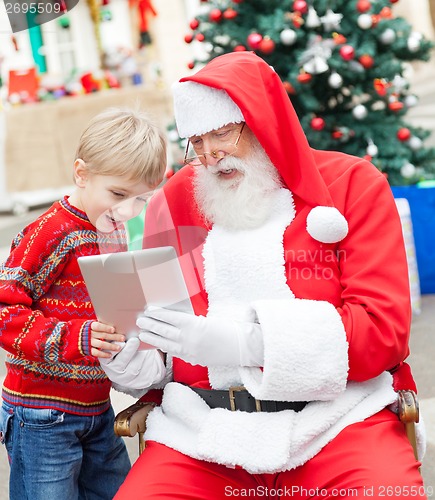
[74,160,155,231]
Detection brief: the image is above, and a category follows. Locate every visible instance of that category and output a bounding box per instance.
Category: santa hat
[173,82,244,139]
[173,53,348,244]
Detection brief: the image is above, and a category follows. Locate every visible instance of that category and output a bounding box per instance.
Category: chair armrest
[114,401,156,438]
[397,390,419,461]
[398,389,419,424]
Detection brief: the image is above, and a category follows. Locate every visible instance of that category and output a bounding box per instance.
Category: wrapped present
[392,185,435,295]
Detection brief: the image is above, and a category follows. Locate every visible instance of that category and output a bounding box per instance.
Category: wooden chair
[114,389,420,459]
[115,400,156,455]
[398,389,420,461]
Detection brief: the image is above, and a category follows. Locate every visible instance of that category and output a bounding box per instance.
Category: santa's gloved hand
[99,338,165,389]
[137,307,264,367]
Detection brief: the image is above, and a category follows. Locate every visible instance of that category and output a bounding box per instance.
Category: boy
[0,107,167,499]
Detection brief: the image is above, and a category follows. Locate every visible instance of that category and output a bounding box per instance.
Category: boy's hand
[90,321,125,358]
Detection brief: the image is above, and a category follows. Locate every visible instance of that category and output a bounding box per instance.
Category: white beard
[193,142,283,230]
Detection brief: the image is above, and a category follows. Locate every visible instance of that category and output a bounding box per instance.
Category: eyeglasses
[183,123,245,166]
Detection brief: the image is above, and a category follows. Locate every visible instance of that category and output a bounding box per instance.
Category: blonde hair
[75,107,167,187]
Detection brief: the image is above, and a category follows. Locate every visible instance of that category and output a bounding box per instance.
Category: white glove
[137,308,264,367]
[99,338,165,389]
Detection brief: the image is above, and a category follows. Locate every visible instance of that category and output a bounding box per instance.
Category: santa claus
[104,52,425,498]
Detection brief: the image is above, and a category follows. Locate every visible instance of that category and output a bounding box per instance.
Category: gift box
[392,184,435,294]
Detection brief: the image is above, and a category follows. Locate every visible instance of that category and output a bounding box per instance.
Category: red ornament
[389,0,399,3]
[259,37,275,54]
[209,8,223,22]
[187,61,195,70]
[339,45,355,61]
[333,33,347,45]
[363,155,373,162]
[297,72,312,83]
[293,0,308,14]
[247,32,263,49]
[310,117,326,131]
[356,0,371,13]
[223,8,238,20]
[397,128,411,141]
[184,33,193,44]
[380,6,393,17]
[233,45,247,52]
[232,0,244,3]
[189,18,199,30]
[283,81,296,94]
[332,130,343,139]
[292,13,304,28]
[371,14,380,26]
[389,101,404,112]
[285,11,304,28]
[374,78,391,96]
[359,54,374,68]
[195,33,205,42]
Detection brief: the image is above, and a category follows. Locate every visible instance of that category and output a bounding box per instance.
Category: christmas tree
[170,0,435,186]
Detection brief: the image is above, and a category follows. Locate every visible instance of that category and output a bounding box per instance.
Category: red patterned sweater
[0,197,123,415]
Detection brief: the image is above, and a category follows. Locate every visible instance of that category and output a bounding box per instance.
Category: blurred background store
[0,0,193,214]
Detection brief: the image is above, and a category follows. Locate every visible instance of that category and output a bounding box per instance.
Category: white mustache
[207,157,245,175]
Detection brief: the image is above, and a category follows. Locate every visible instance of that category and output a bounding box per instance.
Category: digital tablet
[78,246,193,349]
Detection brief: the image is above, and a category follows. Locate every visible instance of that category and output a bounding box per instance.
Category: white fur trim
[203,189,296,389]
[144,374,397,473]
[306,206,349,243]
[172,81,244,138]
[240,298,348,401]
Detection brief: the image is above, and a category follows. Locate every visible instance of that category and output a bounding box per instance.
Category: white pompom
[306,206,349,243]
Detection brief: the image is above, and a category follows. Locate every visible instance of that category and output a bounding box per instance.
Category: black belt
[190,386,308,413]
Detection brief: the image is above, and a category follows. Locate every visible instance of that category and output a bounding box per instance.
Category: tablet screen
[78,246,193,349]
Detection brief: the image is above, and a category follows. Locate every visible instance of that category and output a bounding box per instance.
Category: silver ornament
[280,28,297,46]
[305,7,321,28]
[404,94,418,107]
[304,55,329,74]
[400,162,416,178]
[213,35,231,45]
[328,72,343,88]
[366,143,379,157]
[407,36,420,52]
[408,136,423,150]
[357,14,373,30]
[320,9,343,31]
[391,74,408,92]
[352,104,368,120]
[378,28,396,45]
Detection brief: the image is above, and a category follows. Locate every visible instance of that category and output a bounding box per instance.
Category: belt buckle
[228,386,262,412]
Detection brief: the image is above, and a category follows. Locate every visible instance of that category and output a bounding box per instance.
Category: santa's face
[193,129,283,230]
[186,123,248,185]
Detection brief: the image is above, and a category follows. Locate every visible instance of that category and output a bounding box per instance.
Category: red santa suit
[115,52,424,498]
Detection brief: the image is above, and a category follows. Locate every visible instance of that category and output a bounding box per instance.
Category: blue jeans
[0,400,131,500]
